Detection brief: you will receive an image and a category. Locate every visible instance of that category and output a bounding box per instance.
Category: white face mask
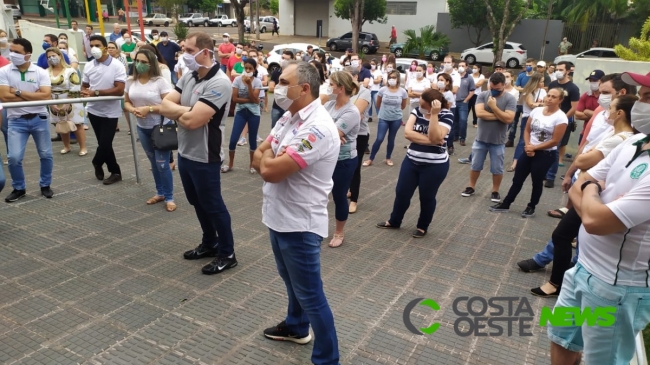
[124,38,131,44]
[274,84,301,110]
[371,64,376,70]
[605,110,617,125]
[472,68,479,74]
[505,77,512,84]
[351,60,359,68]
[444,63,452,71]
[555,70,565,80]
[598,93,613,110]
[153,35,159,40]
[161,37,168,42]
[387,79,397,87]
[326,86,334,95]
[631,101,650,134]
[415,72,423,79]
[183,49,213,71]
[386,67,393,73]
[48,56,60,65]
[90,46,103,59]
[436,81,445,89]
[9,51,28,66]
[236,48,243,55]
[0,37,7,45]
[589,82,599,91]
[222,38,228,42]
[244,71,254,77]
[458,67,465,74]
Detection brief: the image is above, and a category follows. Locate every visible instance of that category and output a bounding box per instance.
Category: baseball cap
[585,70,605,81]
[223,33,230,37]
[346,48,353,53]
[622,71,650,87]
[537,61,546,67]
[495,61,506,68]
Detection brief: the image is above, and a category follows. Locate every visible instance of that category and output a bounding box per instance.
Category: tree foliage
[173,21,189,40]
[197,0,222,14]
[157,0,185,19]
[448,0,488,47]
[267,0,279,15]
[614,16,650,61]
[333,0,387,32]
[483,0,532,65]
[402,25,451,60]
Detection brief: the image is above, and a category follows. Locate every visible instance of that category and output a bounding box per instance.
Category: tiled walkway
[0,112,572,364]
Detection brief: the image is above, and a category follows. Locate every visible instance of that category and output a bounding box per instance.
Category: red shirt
[227,55,244,80]
[391,28,397,38]
[218,42,235,62]
[0,56,9,68]
[576,91,600,131]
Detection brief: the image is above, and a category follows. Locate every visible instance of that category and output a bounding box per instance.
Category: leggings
[349,134,370,202]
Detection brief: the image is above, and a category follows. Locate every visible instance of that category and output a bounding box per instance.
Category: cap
[622,71,650,87]
[346,48,353,53]
[160,31,168,37]
[585,70,605,81]
[223,33,230,37]
[536,61,546,67]
[495,61,506,68]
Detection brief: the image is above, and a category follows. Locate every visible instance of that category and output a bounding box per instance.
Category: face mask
[386,67,393,73]
[371,65,376,70]
[236,48,243,55]
[436,81,445,89]
[242,56,247,61]
[415,72,423,79]
[555,71,565,80]
[281,60,289,68]
[326,86,334,95]
[344,62,350,66]
[387,79,397,87]
[135,62,150,74]
[351,60,359,68]
[410,65,416,71]
[427,67,433,73]
[182,50,211,71]
[59,39,67,44]
[161,37,168,42]
[153,35,159,40]
[505,77,511,84]
[605,110,617,125]
[444,63,452,71]
[631,101,650,134]
[382,56,386,62]
[124,38,131,44]
[60,49,68,55]
[244,71,253,77]
[589,82,599,91]
[90,46,103,59]
[472,68,479,74]
[526,66,532,72]
[490,89,502,97]
[274,84,300,110]
[48,56,60,65]
[0,37,7,44]
[598,93,613,110]
[42,42,51,51]
[458,67,465,74]
[9,52,27,66]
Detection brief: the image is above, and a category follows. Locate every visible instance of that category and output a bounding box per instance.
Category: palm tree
[402,25,451,60]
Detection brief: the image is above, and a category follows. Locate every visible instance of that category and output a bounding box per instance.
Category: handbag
[150,116,178,151]
[54,120,77,134]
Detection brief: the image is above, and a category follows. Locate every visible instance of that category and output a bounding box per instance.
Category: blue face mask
[526,66,532,72]
[242,56,247,61]
[42,42,50,51]
[490,89,502,97]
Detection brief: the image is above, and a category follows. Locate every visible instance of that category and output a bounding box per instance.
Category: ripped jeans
[137,126,174,202]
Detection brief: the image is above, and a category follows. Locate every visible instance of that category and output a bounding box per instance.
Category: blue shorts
[470,140,505,175]
[547,263,650,364]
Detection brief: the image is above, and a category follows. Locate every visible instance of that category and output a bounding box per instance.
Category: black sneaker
[448,146,455,156]
[517,258,543,272]
[544,180,554,188]
[368,117,373,123]
[183,244,218,260]
[40,186,53,199]
[93,164,105,180]
[103,173,122,185]
[5,189,26,202]
[489,202,509,212]
[461,187,475,197]
[263,320,312,344]
[490,192,501,202]
[521,206,535,218]
[201,254,238,275]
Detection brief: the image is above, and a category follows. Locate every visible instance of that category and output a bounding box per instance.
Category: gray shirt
[175,65,232,164]
[378,86,408,121]
[475,91,517,145]
[352,85,372,136]
[324,100,360,160]
[455,73,476,102]
[232,75,263,115]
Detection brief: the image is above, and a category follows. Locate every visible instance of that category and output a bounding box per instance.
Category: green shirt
[121,43,136,62]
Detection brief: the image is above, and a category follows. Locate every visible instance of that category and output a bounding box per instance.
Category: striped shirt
[406,107,453,164]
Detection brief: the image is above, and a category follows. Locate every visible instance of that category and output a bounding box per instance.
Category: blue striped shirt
[406,107,454,164]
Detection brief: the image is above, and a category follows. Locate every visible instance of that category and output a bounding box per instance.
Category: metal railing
[633,332,648,365]
[2,96,143,184]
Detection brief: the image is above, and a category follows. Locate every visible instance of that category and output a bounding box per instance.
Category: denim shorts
[470,140,505,175]
[547,263,650,364]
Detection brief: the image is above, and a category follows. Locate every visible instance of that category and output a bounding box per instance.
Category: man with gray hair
[253,61,341,364]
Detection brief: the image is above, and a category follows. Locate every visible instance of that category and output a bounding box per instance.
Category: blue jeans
[229,108,261,151]
[369,118,401,160]
[1,108,7,154]
[137,126,174,202]
[453,101,469,142]
[513,116,528,161]
[332,158,357,221]
[269,229,340,365]
[8,115,53,190]
[534,238,579,267]
[470,140,505,175]
[220,63,227,73]
[545,149,560,181]
[508,105,523,142]
[178,155,235,257]
[370,90,378,117]
[271,107,284,129]
[171,72,178,85]
[446,107,457,149]
[388,157,449,232]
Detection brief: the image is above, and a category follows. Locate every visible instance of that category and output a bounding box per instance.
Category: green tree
[157,0,185,20]
[402,25,451,60]
[197,0,222,14]
[333,0,387,52]
[448,0,488,47]
[268,0,279,15]
[173,21,189,40]
[483,0,532,65]
[614,16,650,61]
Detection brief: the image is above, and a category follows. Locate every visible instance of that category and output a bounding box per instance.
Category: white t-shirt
[583,111,613,152]
[370,69,383,91]
[507,88,520,103]
[262,99,341,238]
[527,107,568,150]
[579,134,650,286]
[125,76,172,128]
[408,77,431,103]
[256,65,268,98]
[522,88,547,116]
[0,63,51,119]
[82,57,127,118]
[426,72,437,84]
[471,73,485,87]
[594,130,635,157]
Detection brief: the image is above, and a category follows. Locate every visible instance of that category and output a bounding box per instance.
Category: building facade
[279,0,447,43]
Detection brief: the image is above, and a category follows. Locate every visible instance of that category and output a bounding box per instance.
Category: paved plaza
[0,110,572,365]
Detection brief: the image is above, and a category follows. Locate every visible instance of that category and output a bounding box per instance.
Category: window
[386,1,417,15]
[504,44,513,49]
[341,32,352,39]
[601,50,617,58]
[480,43,494,50]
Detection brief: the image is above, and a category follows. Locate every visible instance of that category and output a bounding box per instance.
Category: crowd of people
[0,24,649,365]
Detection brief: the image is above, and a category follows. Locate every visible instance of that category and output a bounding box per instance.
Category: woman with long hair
[369,58,383,122]
[364,70,408,167]
[376,89,453,237]
[508,73,546,172]
[408,64,431,112]
[139,44,172,85]
[490,88,568,218]
[124,49,176,211]
[469,65,485,127]
[435,73,455,109]
[223,58,262,173]
[57,41,79,70]
[47,47,87,156]
[324,72,360,248]
[406,60,418,87]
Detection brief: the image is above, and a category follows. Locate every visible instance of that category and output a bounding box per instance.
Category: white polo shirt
[579,134,650,286]
[82,57,127,119]
[0,63,50,119]
[262,99,340,238]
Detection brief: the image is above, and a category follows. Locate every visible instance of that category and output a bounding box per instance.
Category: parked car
[553,47,619,65]
[266,43,324,74]
[461,42,527,68]
[390,43,449,61]
[246,16,278,33]
[143,13,172,27]
[395,58,428,86]
[5,4,20,19]
[178,13,210,27]
[209,14,237,27]
[96,32,143,44]
[326,32,379,54]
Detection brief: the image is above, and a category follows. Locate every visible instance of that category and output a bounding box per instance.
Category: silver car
[5,4,21,19]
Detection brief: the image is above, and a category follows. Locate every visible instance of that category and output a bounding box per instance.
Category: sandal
[328,234,344,248]
[165,201,177,212]
[221,165,232,173]
[79,149,88,156]
[530,282,560,297]
[376,221,400,229]
[547,207,568,219]
[362,160,373,167]
[146,196,165,205]
[507,165,515,172]
[386,160,394,166]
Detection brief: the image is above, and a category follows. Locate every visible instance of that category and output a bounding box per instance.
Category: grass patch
[644,324,650,361]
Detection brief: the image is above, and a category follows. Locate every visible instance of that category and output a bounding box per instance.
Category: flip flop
[386,160,394,166]
[328,234,344,248]
[147,196,165,205]
[507,166,515,172]
[547,207,568,219]
[165,201,177,212]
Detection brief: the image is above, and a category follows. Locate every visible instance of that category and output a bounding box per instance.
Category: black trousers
[502,149,555,209]
[550,207,582,287]
[468,93,478,125]
[89,113,121,174]
[349,134,370,202]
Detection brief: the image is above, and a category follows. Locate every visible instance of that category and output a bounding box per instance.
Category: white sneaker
[256,136,263,143]
[237,137,247,146]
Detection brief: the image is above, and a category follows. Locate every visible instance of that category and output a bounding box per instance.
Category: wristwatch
[14,90,21,97]
[94,90,100,96]
[581,180,603,195]
[149,106,154,113]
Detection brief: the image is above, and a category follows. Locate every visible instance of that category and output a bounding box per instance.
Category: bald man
[109,23,122,42]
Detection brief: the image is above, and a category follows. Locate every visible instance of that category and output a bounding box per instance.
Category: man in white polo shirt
[81,35,127,185]
[547,71,650,365]
[0,38,53,202]
[252,61,340,365]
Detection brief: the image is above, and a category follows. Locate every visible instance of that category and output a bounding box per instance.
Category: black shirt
[548,80,580,115]
[270,67,284,112]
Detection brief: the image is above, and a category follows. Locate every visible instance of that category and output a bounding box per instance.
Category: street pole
[124,0,131,36]
[136,0,144,42]
[84,0,91,23]
[54,0,60,28]
[255,0,260,40]
[96,0,104,34]
[63,0,72,28]
[540,0,553,60]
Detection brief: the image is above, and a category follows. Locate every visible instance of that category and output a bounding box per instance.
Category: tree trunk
[483,0,533,66]
[255,0,260,40]
[233,1,246,43]
[351,0,361,53]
